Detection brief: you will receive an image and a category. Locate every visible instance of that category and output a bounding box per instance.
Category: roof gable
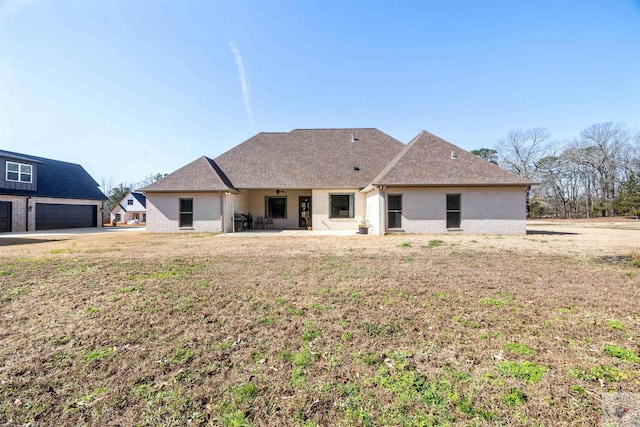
[214,128,405,189]
[372,131,534,186]
[0,149,106,200]
[131,191,147,208]
[140,156,236,192]
[111,191,147,213]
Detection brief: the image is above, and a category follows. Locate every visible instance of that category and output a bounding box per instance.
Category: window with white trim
[329,193,354,218]
[6,161,32,183]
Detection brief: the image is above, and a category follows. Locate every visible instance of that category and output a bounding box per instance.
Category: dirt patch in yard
[0,220,639,426]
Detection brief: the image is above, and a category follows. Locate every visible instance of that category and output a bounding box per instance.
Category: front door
[299,196,312,228]
[0,202,11,232]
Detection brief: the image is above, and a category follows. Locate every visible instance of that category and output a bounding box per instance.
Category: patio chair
[254,216,264,229]
[265,217,274,229]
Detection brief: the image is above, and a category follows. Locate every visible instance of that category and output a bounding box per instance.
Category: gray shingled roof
[140,156,237,192]
[141,129,532,193]
[372,131,533,186]
[214,128,405,189]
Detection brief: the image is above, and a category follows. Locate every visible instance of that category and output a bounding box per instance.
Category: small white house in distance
[110,191,146,224]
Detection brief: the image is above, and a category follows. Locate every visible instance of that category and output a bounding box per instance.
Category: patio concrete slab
[219,229,366,237]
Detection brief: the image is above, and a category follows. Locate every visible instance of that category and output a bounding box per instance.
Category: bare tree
[133,173,168,190]
[496,127,552,214]
[100,176,115,197]
[498,123,639,219]
[496,128,552,180]
[577,122,631,216]
[538,152,584,218]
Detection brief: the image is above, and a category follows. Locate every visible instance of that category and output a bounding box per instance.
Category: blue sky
[1,0,639,187]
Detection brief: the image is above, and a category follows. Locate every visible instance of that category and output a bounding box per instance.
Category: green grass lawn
[0,232,638,426]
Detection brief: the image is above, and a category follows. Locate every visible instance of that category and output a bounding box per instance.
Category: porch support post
[378,186,386,235]
[221,193,226,235]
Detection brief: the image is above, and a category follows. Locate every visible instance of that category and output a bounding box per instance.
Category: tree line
[472,122,640,218]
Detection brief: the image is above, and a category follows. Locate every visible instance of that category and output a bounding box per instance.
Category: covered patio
[223,188,367,234]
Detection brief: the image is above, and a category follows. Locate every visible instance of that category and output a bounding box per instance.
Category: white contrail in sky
[229,41,254,127]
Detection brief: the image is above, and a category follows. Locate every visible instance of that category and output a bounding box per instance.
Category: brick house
[0,150,107,232]
[141,129,533,235]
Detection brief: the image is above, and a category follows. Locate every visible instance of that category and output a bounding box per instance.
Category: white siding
[110,192,146,223]
[110,205,126,223]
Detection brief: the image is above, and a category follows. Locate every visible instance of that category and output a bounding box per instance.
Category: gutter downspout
[25,196,31,232]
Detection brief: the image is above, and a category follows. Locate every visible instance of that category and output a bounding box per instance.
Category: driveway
[0,226,146,238]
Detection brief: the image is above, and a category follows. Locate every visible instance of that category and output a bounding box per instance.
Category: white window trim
[6,161,33,183]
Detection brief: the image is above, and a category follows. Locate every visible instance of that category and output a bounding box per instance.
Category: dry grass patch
[1,226,639,426]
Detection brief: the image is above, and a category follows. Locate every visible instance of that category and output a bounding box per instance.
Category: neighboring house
[0,150,107,232]
[140,129,534,235]
[110,191,147,224]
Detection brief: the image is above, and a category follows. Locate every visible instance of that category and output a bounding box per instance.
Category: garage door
[36,203,97,230]
[0,202,11,232]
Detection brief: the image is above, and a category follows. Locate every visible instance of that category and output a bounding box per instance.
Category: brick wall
[0,195,26,232]
[383,187,527,235]
[0,195,104,232]
[146,192,223,233]
[312,189,366,231]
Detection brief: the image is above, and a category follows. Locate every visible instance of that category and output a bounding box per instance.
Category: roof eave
[141,188,239,194]
[373,182,535,188]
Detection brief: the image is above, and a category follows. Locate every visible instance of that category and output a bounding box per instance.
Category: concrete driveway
[0,226,146,238]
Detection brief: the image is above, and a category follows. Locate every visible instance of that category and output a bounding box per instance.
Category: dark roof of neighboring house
[0,149,107,200]
[214,128,405,189]
[372,131,534,186]
[140,156,237,193]
[131,191,146,208]
[111,191,147,213]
